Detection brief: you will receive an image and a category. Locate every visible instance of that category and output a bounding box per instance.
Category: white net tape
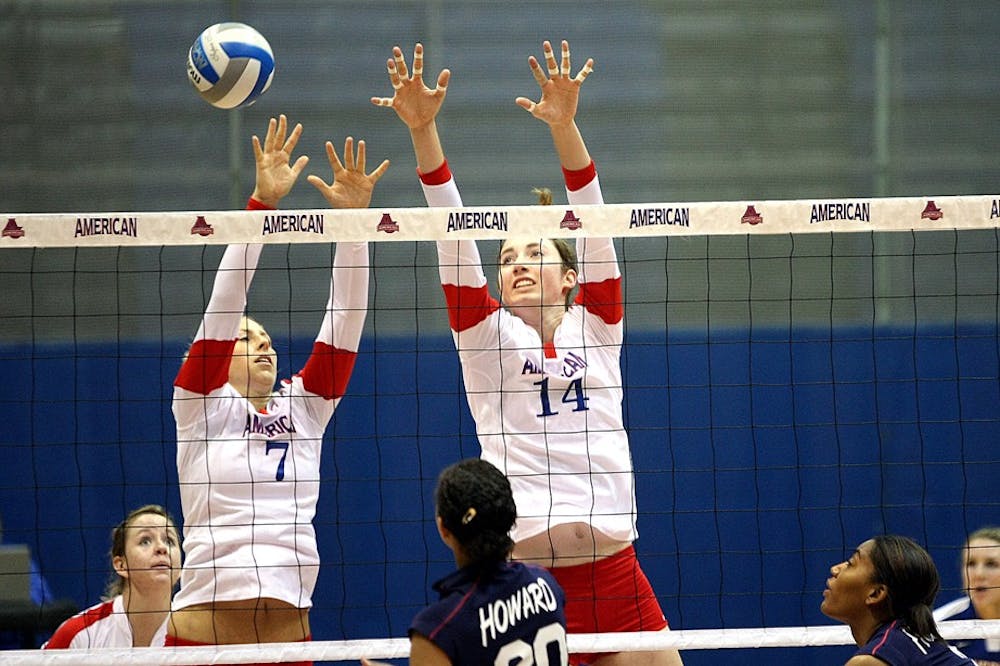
[2,194,997,247]
[4,621,999,665]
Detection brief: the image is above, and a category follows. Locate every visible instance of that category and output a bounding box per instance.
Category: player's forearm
[319,242,369,350]
[550,120,591,172]
[437,239,487,290]
[409,121,446,175]
[564,163,618,285]
[196,244,262,341]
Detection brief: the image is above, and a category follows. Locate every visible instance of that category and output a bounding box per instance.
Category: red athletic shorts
[549,545,668,665]
[164,634,313,666]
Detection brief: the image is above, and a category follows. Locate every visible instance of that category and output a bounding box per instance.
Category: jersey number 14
[534,377,589,418]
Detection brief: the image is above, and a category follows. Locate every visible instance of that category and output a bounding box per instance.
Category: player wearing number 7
[374,42,683,666]
[169,114,387,662]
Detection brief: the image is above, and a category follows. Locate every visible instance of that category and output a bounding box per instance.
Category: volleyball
[187,22,274,109]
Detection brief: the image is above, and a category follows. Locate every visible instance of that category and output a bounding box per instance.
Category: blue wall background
[2,322,996,664]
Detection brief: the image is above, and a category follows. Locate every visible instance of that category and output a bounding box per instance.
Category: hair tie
[461,508,477,525]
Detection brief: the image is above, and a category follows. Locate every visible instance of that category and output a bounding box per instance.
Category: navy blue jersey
[856,620,974,665]
[411,560,568,665]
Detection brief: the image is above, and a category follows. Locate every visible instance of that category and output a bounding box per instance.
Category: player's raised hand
[371,43,450,130]
[307,137,389,209]
[251,114,310,207]
[516,40,594,128]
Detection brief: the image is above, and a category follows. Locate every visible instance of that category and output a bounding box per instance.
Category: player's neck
[511,303,566,344]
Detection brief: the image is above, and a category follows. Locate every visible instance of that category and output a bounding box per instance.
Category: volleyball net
[1,195,998,664]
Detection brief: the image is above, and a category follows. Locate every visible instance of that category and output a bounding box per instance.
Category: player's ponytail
[435,459,516,566]
[868,534,943,642]
[532,187,553,205]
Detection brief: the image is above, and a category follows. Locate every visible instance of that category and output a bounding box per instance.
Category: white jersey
[422,165,637,543]
[42,595,167,649]
[172,241,368,610]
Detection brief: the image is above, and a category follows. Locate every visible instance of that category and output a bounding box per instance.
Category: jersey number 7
[266,440,289,481]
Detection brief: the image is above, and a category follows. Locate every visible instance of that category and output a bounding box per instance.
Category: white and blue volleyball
[187,22,274,109]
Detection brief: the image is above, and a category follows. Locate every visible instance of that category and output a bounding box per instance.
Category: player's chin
[503,291,539,308]
[254,366,277,382]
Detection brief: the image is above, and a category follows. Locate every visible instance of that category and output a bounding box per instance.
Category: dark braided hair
[436,459,516,566]
[868,535,943,642]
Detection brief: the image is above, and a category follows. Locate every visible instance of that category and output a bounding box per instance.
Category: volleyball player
[167,115,387,663]
[363,458,568,665]
[821,535,974,665]
[373,42,683,666]
[934,527,1000,665]
[43,504,180,649]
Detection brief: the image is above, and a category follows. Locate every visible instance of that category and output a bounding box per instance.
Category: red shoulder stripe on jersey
[575,276,623,324]
[297,341,357,400]
[43,600,115,649]
[442,283,500,332]
[427,580,480,642]
[562,160,597,192]
[246,197,276,210]
[869,620,896,656]
[175,338,236,394]
[418,160,452,186]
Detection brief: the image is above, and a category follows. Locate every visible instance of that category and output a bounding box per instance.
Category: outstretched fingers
[393,45,410,81]
[543,40,559,77]
[560,40,571,77]
[530,40,594,86]
[283,121,304,157]
[528,55,547,88]
[412,43,424,80]
[367,154,391,183]
[435,68,450,94]
[575,58,594,83]
[325,139,345,175]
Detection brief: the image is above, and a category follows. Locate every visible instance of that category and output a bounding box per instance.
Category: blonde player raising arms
[167,115,387,666]
[373,41,683,666]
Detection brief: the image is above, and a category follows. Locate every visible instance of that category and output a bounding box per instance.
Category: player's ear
[562,267,578,291]
[435,515,449,541]
[112,555,129,580]
[865,583,889,608]
[436,515,459,551]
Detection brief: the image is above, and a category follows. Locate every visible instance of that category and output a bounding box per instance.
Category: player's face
[229,316,277,400]
[114,512,181,593]
[497,238,576,311]
[963,537,1000,616]
[821,539,881,623]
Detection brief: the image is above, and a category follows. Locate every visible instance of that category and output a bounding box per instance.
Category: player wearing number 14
[373,40,681,665]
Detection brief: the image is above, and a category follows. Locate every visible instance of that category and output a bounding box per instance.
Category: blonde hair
[532,187,553,205]
[104,504,179,599]
[967,526,1000,547]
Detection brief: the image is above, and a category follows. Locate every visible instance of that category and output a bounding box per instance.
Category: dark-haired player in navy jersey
[364,458,568,666]
[822,535,974,665]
